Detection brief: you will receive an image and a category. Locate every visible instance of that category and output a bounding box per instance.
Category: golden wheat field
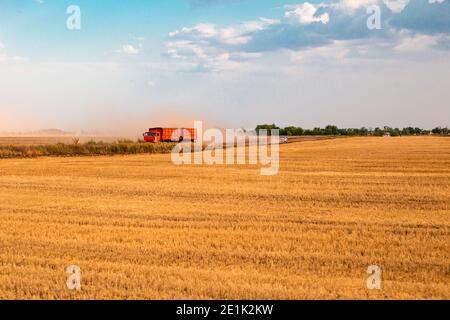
[0,136,449,300]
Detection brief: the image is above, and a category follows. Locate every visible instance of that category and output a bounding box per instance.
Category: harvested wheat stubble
[0,137,449,299]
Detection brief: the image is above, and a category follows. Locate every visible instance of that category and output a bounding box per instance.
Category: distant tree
[256,124,280,135]
[374,127,384,136]
[282,126,304,136]
[391,128,401,137]
[402,127,415,135]
[312,127,323,135]
[432,127,442,134]
[347,128,356,136]
[431,127,449,135]
[255,124,444,137]
[324,125,339,135]
[338,128,349,136]
[359,127,369,136]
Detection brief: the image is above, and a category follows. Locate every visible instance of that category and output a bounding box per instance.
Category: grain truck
[143,127,196,143]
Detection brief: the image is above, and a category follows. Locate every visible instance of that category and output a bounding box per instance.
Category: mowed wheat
[0,137,449,299]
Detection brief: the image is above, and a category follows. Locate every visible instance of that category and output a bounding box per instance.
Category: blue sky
[0,0,449,134]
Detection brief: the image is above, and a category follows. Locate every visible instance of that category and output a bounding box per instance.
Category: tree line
[255,125,450,136]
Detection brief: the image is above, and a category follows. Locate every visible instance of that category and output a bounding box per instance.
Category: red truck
[143,127,197,143]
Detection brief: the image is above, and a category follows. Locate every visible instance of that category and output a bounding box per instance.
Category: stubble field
[0,137,449,299]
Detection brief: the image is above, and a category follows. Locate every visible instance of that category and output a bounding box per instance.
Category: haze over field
[0,0,449,132]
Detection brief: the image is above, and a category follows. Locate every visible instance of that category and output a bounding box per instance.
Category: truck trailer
[143,127,197,143]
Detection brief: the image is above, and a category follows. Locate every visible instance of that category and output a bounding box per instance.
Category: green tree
[324,125,339,135]
[256,124,280,135]
[283,126,304,136]
[432,127,440,134]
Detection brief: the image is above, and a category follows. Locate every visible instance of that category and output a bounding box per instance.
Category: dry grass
[0,136,127,146]
[0,137,448,299]
[0,140,177,158]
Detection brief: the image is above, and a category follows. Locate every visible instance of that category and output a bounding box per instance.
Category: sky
[0,0,449,134]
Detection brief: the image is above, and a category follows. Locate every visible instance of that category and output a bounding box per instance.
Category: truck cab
[143,129,161,142]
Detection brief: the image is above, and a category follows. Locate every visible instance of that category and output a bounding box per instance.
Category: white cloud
[119,44,139,55]
[165,0,450,73]
[285,2,330,24]
[166,17,279,71]
[335,0,379,14]
[166,40,241,72]
[336,0,428,15]
[0,41,4,50]
[169,23,217,39]
[330,0,380,15]
[169,18,279,46]
[167,40,208,60]
[394,34,439,52]
[288,40,352,63]
[383,0,410,13]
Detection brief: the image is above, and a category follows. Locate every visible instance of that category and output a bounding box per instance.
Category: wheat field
[0,137,448,299]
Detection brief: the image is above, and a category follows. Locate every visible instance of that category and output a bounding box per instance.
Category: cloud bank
[168,0,449,72]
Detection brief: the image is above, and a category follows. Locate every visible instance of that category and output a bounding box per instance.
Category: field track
[0,137,449,299]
